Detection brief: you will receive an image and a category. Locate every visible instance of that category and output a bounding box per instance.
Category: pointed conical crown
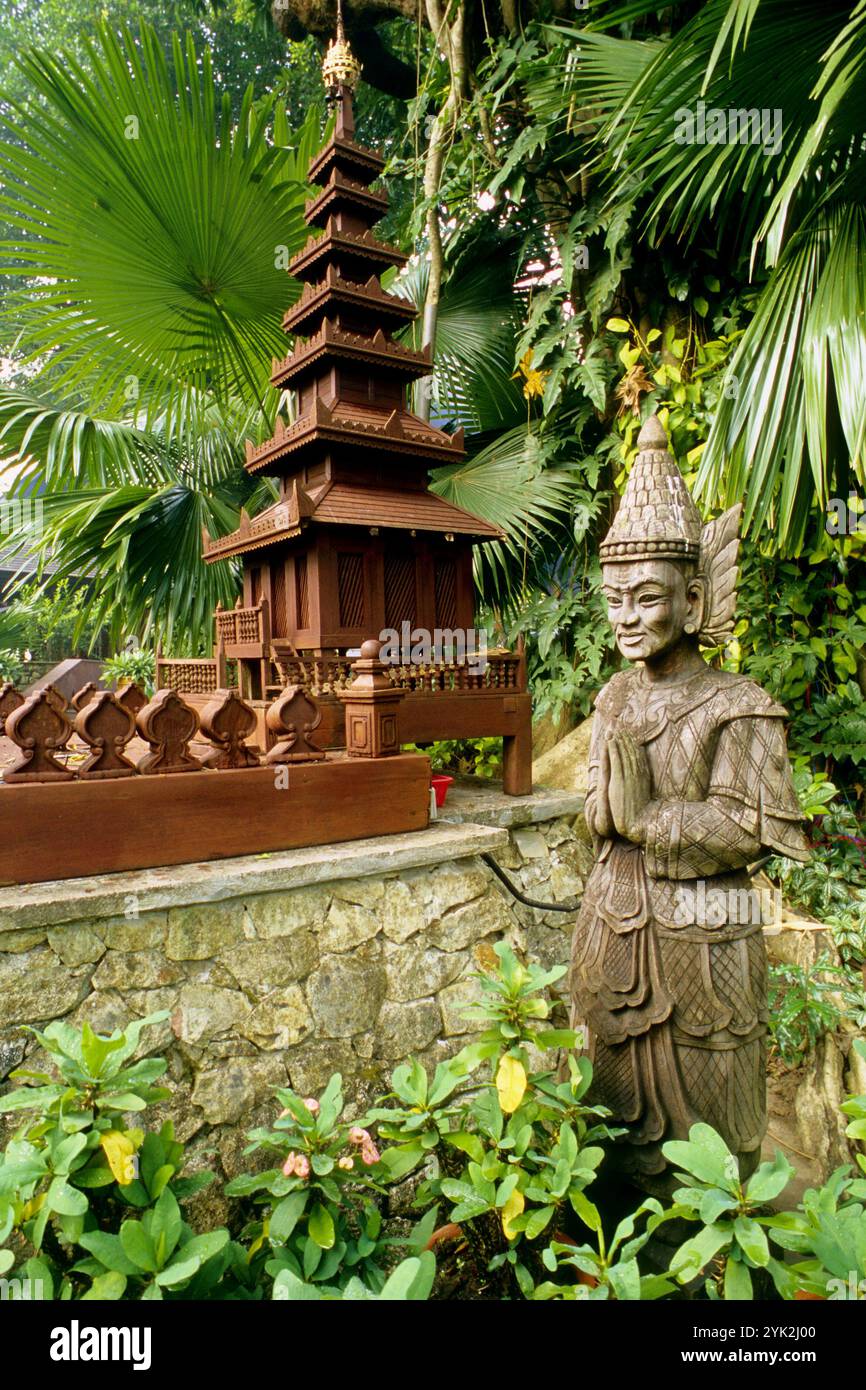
[600,414,702,563]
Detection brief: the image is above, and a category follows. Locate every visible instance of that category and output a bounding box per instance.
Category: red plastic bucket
[431,774,454,808]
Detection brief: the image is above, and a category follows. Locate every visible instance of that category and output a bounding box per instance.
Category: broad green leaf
[378,1145,423,1180]
[524,1205,555,1240]
[155,1255,201,1287]
[445,1132,485,1164]
[724,1257,753,1300]
[608,1258,642,1301]
[670,1223,733,1282]
[733,1216,769,1267]
[307,1203,335,1251]
[273,1269,323,1301]
[570,1189,601,1233]
[150,1189,183,1266]
[269,1191,308,1245]
[745,1152,795,1204]
[379,1252,436,1301]
[78,1231,142,1277]
[47,1179,88,1217]
[663,1124,740,1190]
[82,1271,127,1301]
[119,1219,158,1273]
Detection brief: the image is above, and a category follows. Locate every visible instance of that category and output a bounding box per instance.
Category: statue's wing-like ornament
[699,503,743,647]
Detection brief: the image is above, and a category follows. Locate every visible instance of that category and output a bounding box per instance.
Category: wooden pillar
[502,693,533,796]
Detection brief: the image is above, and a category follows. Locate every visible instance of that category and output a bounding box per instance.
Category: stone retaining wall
[0,785,588,1183]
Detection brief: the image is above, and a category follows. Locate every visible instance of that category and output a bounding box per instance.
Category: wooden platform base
[184,690,534,796]
[0,753,430,885]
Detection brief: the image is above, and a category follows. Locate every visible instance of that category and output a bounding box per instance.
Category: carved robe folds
[569,665,810,1185]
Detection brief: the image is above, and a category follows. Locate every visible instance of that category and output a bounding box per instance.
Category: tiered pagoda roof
[203,34,500,566]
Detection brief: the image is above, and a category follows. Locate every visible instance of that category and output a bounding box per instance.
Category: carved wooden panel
[265,686,326,763]
[136,689,202,774]
[41,684,69,717]
[271,560,288,638]
[384,549,416,629]
[337,552,365,628]
[434,556,457,630]
[199,689,260,769]
[116,682,148,718]
[71,682,98,712]
[74,691,137,779]
[4,689,74,782]
[0,682,24,730]
[295,553,310,628]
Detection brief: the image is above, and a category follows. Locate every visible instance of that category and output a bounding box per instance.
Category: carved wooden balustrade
[214,598,270,653]
[0,663,432,883]
[270,649,523,696]
[154,658,221,696]
[155,634,531,794]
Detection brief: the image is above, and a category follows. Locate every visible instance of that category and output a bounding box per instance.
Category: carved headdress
[600,414,742,647]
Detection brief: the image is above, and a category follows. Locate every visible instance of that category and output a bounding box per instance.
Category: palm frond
[0,23,316,412]
[430,424,580,598]
[695,200,866,547]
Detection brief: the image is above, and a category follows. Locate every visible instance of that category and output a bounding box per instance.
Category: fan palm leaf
[0,22,317,414]
[430,424,582,600]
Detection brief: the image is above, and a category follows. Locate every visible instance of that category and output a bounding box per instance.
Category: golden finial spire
[322,0,362,95]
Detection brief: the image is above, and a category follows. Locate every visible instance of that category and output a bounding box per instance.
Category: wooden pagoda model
[158,21,532,794]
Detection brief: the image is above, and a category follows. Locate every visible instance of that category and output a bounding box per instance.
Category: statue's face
[601,559,699,664]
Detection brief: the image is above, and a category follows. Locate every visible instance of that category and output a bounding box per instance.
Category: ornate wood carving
[4,688,74,782]
[570,415,811,1188]
[136,689,202,775]
[337,638,406,757]
[199,689,260,769]
[265,686,326,763]
[74,691,137,779]
[0,682,24,730]
[116,682,148,718]
[40,684,69,717]
[71,682,98,712]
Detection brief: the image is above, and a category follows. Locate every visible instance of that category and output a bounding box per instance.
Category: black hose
[480,851,581,913]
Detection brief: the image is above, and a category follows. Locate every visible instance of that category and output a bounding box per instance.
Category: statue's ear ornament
[697,504,743,648]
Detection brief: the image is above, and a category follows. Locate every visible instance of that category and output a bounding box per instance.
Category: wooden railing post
[337,638,406,757]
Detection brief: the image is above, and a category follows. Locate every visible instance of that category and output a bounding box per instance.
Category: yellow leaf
[22,1191,47,1220]
[100,1130,137,1186]
[496,1055,527,1114]
[501,1189,525,1240]
[247,1218,270,1262]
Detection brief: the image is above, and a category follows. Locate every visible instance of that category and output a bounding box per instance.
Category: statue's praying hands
[604,730,651,843]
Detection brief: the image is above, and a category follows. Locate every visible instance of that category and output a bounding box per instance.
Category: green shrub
[101,649,156,696]
[225,1073,394,1295]
[0,1012,232,1299]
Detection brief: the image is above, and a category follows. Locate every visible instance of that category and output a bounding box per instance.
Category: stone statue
[570,415,809,1191]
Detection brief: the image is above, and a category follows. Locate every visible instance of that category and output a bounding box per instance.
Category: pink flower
[294,1154,310,1179]
[338,1156,354,1171]
[282,1152,297,1176]
[360,1142,380,1167]
[303,1097,320,1115]
[348,1127,370,1146]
